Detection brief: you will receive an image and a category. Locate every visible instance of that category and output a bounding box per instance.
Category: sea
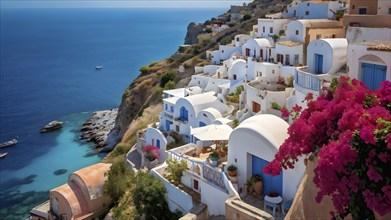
[0,7,225,219]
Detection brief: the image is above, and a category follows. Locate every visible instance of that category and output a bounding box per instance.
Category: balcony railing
[295,67,324,91]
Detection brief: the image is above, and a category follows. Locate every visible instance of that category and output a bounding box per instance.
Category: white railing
[295,67,324,91]
[169,151,229,193]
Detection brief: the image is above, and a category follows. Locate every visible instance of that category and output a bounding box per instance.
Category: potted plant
[209,151,219,166]
[142,145,160,169]
[251,174,263,195]
[227,165,237,177]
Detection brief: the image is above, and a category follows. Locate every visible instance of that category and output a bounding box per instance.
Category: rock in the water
[80,109,118,150]
[53,169,67,175]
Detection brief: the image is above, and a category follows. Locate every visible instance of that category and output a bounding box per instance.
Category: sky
[1,0,252,8]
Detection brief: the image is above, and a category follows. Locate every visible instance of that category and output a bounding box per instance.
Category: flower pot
[253,181,263,195]
[144,158,158,170]
[228,175,238,183]
[228,170,237,177]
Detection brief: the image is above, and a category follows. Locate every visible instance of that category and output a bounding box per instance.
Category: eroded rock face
[184,22,203,45]
[80,109,117,150]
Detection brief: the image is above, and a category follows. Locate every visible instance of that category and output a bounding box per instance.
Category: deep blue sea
[0,7,224,219]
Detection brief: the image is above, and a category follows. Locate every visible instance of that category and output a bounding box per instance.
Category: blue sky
[1,0,252,8]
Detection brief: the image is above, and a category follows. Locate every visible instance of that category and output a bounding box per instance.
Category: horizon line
[1,0,252,9]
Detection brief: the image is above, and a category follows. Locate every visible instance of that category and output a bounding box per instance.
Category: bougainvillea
[142,145,160,161]
[263,77,391,219]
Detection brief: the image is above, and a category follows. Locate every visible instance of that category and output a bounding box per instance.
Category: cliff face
[105,71,159,151]
[184,22,204,45]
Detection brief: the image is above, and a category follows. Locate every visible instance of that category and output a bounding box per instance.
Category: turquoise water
[0,7,225,219]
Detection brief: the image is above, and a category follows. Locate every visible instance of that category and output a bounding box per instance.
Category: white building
[346,27,391,90]
[144,127,168,163]
[228,59,247,80]
[293,38,348,110]
[160,92,230,141]
[242,38,274,60]
[285,0,343,19]
[275,40,303,66]
[227,114,305,201]
[257,18,289,38]
[286,19,342,43]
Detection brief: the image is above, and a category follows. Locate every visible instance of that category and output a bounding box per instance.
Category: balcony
[295,67,325,91]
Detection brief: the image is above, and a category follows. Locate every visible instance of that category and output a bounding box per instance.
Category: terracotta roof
[276,40,302,47]
[72,163,111,200]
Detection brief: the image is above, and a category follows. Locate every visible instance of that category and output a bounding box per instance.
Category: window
[233,74,237,80]
[222,50,224,53]
[305,11,309,16]
[316,34,321,39]
[203,113,208,117]
[272,70,275,74]
[307,3,310,6]
[252,102,261,113]
[236,37,239,41]
[263,26,265,33]
[296,30,299,35]
[170,106,174,112]
[293,10,296,16]
[193,179,199,191]
[294,54,299,65]
[358,8,367,14]
[285,54,290,65]
[352,5,355,10]
[176,125,179,132]
[332,34,336,38]
[246,48,251,57]
[270,27,273,33]
[165,104,167,110]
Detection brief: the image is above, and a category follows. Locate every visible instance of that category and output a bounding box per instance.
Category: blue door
[165,120,171,131]
[314,54,323,74]
[156,139,160,149]
[199,122,207,127]
[180,107,188,121]
[362,63,387,90]
[252,155,283,196]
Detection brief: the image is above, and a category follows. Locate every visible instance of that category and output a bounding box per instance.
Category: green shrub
[139,66,150,74]
[205,28,212,33]
[132,172,182,219]
[104,160,133,204]
[149,61,158,67]
[233,118,239,128]
[270,102,281,110]
[287,76,294,87]
[242,13,252,21]
[165,158,188,185]
[227,22,238,27]
[164,81,176,90]
[160,70,177,87]
[110,143,132,157]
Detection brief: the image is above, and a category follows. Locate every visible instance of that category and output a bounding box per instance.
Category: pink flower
[292,104,302,113]
[305,93,314,102]
[360,126,376,145]
[367,165,382,182]
[280,108,290,118]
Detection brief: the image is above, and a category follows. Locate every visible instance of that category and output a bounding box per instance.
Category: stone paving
[240,193,285,220]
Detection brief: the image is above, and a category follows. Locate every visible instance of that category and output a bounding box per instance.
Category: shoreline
[80,108,118,150]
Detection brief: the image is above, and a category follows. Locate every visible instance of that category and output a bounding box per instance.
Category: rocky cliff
[184,22,204,45]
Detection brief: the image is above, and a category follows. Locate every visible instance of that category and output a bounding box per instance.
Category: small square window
[305,11,309,16]
[307,3,310,6]
[270,27,273,33]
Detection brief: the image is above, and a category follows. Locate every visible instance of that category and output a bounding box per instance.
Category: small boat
[96,65,103,70]
[0,139,17,148]
[0,152,7,158]
[40,121,63,133]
